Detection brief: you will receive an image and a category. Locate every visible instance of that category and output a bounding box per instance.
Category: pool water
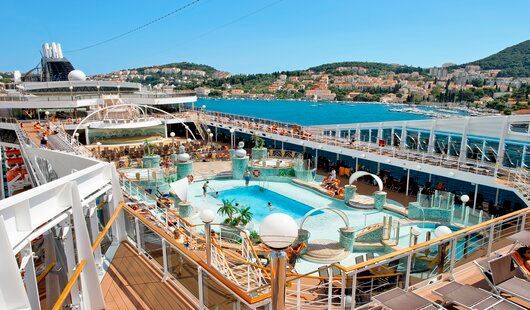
[213,185,323,221]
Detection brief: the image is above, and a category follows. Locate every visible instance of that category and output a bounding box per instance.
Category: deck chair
[487,254,530,302]
[355,255,365,264]
[366,252,375,261]
[433,281,523,310]
[372,287,443,310]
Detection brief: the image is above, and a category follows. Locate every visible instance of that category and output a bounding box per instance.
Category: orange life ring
[187,174,194,183]
[252,169,261,177]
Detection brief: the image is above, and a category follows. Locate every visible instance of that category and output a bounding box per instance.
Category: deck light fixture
[201,209,216,266]
[259,213,298,310]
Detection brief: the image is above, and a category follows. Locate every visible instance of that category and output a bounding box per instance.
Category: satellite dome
[68,70,86,81]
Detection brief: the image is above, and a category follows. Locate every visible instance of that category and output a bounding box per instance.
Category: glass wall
[202,272,237,309]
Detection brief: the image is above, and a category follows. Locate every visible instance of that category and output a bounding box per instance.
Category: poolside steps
[302,239,349,263]
[356,223,384,242]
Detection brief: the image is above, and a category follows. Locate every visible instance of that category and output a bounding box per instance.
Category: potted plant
[251,134,268,160]
[142,140,161,168]
[218,199,238,224]
[218,199,254,240]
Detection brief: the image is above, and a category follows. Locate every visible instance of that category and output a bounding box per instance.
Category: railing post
[487,223,495,255]
[350,271,356,310]
[296,278,301,310]
[135,218,142,254]
[340,270,346,310]
[198,267,204,310]
[404,252,413,289]
[449,237,457,272]
[521,213,527,232]
[325,266,333,309]
[162,239,169,280]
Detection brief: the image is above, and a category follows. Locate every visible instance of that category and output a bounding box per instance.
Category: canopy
[169,178,189,202]
[349,171,384,192]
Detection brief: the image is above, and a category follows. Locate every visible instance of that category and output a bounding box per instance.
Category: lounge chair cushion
[432,281,462,296]
[372,287,406,303]
[496,277,530,301]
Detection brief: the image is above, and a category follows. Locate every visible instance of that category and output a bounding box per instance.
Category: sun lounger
[372,287,442,310]
[488,254,530,302]
[432,281,523,309]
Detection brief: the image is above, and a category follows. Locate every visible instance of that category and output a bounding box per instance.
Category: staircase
[193,120,206,140]
[13,122,42,187]
[509,170,530,203]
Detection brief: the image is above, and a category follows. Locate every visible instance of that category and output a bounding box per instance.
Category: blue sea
[197,98,429,125]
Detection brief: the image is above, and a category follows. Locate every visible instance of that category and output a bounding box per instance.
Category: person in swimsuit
[202,181,209,197]
[244,170,251,186]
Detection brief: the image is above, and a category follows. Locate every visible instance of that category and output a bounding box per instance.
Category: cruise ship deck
[1,46,529,309]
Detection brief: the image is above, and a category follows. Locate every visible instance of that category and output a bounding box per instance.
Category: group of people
[321,169,345,198]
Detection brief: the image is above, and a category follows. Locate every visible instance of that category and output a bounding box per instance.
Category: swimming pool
[212,185,323,221]
[187,179,449,273]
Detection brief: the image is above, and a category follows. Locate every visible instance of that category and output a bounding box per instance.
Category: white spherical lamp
[209,133,214,138]
[68,69,87,81]
[235,141,247,158]
[177,145,190,162]
[229,128,235,133]
[259,213,298,250]
[200,209,216,224]
[460,194,470,204]
[170,132,176,137]
[96,142,102,146]
[434,225,452,238]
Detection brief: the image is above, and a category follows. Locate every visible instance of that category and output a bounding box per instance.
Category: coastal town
[86,59,530,115]
[1,42,529,116]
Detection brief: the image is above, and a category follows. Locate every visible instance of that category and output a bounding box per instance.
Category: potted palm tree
[251,134,268,160]
[142,140,161,168]
[217,199,254,241]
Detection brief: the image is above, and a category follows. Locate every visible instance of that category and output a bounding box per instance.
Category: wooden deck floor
[101,242,195,310]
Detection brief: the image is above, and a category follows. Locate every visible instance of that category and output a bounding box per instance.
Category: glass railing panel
[490,215,522,253]
[124,211,137,241]
[139,222,164,269]
[452,227,489,269]
[202,272,238,310]
[350,255,407,308]
[167,245,200,300]
[408,242,445,282]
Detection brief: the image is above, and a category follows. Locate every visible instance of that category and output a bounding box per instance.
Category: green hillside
[308,61,425,76]
[465,40,530,77]
[134,62,217,74]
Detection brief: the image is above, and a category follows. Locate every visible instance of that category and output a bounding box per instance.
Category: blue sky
[1,0,529,75]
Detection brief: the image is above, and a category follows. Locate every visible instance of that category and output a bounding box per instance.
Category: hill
[308,61,425,76]
[133,62,217,74]
[464,40,530,77]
